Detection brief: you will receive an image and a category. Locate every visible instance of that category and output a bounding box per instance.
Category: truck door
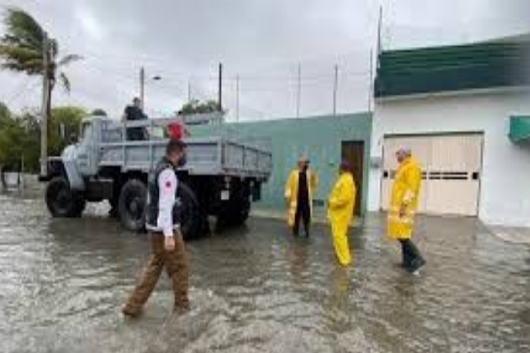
[76,121,99,176]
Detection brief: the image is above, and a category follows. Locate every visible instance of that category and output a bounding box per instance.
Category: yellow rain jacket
[284,169,318,227]
[387,157,422,240]
[327,172,356,266]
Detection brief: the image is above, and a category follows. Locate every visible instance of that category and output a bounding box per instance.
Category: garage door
[381,134,483,216]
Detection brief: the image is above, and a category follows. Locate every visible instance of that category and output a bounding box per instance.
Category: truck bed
[98,118,272,180]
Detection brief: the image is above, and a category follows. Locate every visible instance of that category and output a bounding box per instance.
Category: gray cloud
[0,0,529,120]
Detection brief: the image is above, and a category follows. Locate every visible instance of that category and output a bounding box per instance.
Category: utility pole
[333,65,339,116]
[296,63,301,118]
[372,5,383,112]
[20,153,24,189]
[139,66,145,109]
[236,75,240,122]
[376,6,383,58]
[187,80,192,103]
[368,49,374,112]
[40,31,50,178]
[218,63,223,111]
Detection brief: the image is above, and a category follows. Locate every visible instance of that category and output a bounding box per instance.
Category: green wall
[190,113,372,217]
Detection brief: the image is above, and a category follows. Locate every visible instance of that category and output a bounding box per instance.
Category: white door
[381,134,483,217]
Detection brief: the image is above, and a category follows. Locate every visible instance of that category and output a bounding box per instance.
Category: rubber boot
[401,242,408,268]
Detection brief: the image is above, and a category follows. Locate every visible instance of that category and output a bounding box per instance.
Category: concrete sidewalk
[253,209,530,242]
[487,225,530,245]
[251,208,330,224]
[251,208,361,226]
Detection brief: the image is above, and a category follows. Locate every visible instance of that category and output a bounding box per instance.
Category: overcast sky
[0,0,529,121]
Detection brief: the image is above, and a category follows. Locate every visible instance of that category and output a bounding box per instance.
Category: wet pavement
[0,191,529,353]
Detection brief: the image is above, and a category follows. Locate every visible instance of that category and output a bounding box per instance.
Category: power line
[296,63,301,118]
[1,47,373,120]
[4,77,31,105]
[82,49,372,82]
[5,80,40,108]
[333,65,338,116]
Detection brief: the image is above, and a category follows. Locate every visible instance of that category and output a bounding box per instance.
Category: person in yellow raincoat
[387,147,426,274]
[285,156,318,237]
[327,160,356,266]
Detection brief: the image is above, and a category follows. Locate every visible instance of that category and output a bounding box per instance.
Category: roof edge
[375,85,530,103]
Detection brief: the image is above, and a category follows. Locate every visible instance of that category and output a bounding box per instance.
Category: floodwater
[0,191,529,353]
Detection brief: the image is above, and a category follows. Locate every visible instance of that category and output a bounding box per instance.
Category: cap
[298,155,309,164]
[396,146,411,155]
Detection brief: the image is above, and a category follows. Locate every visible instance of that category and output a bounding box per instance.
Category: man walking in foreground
[285,156,318,237]
[387,147,426,274]
[122,139,190,317]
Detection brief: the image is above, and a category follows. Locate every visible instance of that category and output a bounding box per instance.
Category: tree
[91,108,107,116]
[0,103,86,188]
[0,7,82,163]
[0,101,10,120]
[0,102,24,189]
[49,106,86,156]
[18,111,40,173]
[178,99,223,115]
[0,102,11,188]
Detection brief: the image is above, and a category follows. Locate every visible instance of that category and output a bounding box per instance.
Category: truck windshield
[81,122,92,142]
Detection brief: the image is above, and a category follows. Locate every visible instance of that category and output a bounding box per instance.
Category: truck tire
[176,183,202,239]
[46,176,86,218]
[108,180,123,218]
[118,179,147,232]
[237,196,251,224]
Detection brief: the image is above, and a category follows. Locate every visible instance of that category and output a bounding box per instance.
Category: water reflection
[324,266,352,332]
[287,237,310,285]
[0,192,529,353]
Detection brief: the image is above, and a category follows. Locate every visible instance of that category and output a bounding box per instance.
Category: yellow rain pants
[327,172,356,266]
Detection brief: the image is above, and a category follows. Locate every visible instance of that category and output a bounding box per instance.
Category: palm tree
[0,7,81,171]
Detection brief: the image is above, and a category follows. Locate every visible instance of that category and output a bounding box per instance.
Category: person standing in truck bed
[123,97,148,141]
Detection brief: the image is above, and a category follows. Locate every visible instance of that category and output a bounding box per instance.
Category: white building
[368,37,530,227]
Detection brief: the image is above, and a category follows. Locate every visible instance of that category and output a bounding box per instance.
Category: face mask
[177,153,187,167]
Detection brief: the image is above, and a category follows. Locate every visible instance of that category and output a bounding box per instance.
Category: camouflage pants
[123,232,189,315]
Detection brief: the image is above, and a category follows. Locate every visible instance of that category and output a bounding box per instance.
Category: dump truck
[40,112,272,238]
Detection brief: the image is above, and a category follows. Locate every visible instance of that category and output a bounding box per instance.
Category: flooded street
[0,191,529,353]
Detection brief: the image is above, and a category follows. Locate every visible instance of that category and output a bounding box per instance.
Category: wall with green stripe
[190,113,372,217]
[376,42,530,98]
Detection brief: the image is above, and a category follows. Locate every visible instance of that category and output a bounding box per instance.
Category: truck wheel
[46,176,86,218]
[108,181,122,218]
[238,197,251,223]
[118,179,147,232]
[175,183,202,239]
